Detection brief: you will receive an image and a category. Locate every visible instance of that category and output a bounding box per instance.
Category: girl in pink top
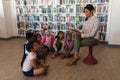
[42,29,55,51]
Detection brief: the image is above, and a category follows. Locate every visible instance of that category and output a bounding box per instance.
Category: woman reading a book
[67,4,99,66]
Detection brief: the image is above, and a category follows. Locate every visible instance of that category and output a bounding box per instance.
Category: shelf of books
[15,0,109,41]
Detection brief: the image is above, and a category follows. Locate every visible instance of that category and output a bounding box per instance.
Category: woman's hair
[84,4,94,21]
[84,4,94,12]
[26,41,35,52]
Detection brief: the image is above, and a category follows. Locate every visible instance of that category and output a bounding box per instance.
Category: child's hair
[26,31,34,41]
[66,32,72,39]
[26,41,35,52]
[34,33,42,42]
[55,31,64,39]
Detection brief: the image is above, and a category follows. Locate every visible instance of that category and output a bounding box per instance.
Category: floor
[0,38,120,80]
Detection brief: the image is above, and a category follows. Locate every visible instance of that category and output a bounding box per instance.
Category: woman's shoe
[66,56,81,66]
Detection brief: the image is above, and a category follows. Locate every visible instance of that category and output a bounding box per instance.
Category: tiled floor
[0,38,120,80]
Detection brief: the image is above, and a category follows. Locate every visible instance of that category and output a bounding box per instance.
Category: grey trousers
[74,34,98,52]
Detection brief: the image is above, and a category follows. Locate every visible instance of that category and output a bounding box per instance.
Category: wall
[0,0,18,38]
[2,0,13,38]
[10,0,18,37]
[0,0,7,38]
[108,0,120,45]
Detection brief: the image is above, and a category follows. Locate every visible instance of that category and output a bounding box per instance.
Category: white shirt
[44,36,51,48]
[22,52,37,72]
[80,15,99,39]
[25,41,29,55]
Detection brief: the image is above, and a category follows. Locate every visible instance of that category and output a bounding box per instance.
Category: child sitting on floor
[64,32,75,58]
[42,29,54,52]
[21,31,35,68]
[34,33,49,59]
[22,41,48,77]
[52,31,65,59]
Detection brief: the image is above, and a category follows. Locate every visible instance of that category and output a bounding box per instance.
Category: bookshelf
[15,0,110,42]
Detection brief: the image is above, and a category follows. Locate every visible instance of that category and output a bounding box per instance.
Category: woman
[67,4,99,66]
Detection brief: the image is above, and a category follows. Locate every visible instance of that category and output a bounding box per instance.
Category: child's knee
[38,67,47,74]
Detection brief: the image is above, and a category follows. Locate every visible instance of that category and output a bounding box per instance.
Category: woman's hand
[76,32,81,36]
[68,26,75,30]
[68,26,80,32]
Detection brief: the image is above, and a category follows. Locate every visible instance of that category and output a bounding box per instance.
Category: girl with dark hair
[68,4,99,66]
[21,31,35,68]
[34,33,49,59]
[52,31,66,59]
[42,29,55,51]
[22,41,48,77]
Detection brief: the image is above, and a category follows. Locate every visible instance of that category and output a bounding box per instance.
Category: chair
[83,43,98,65]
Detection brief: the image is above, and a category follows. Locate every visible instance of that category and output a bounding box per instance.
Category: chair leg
[83,45,97,65]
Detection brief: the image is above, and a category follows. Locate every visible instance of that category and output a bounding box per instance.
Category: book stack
[97,5,108,13]
[90,0,97,3]
[18,29,25,35]
[17,15,24,22]
[48,14,53,22]
[32,16,39,21]
[98,0,109,3]
[48,23,53,29]
[54,0,60,5]
[99,33,106,41]
[61,7,66,13]
[16,7,23,14]
[42,7,47,13]
[16,0,21,5]
[76,5,81,13]
[17,22,24,28]
[66,6,75,14]
[83,0,89,3]
[99,23,106,32]
[33,0,38,5]
[97,15,107,22]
